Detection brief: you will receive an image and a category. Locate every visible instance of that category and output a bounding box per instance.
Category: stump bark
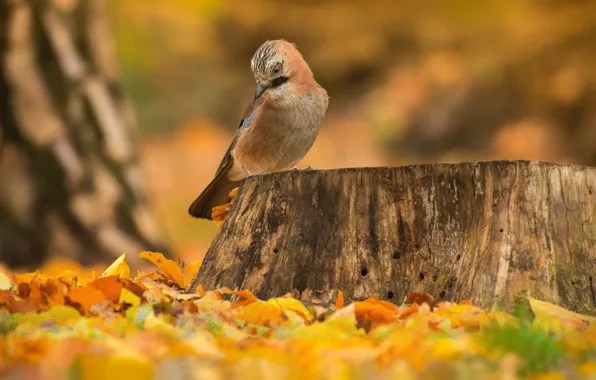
[190,160,596,316]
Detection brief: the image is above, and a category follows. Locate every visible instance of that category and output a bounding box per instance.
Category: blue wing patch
[240,112,256,130]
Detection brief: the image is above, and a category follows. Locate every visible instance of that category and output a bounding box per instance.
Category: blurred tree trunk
[0,0,170,269]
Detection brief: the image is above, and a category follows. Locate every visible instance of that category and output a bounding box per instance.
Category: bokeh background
[2,0,596,268]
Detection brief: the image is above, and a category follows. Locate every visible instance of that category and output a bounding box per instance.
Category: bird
[188,40,329,220]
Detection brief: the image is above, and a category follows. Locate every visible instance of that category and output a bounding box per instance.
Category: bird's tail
[188,169,239,220]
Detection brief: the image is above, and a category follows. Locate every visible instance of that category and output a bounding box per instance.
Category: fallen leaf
[78,352,154,380]
[0,272,12,290]
[39,277,69,307]
[183,260,202,287]
[211,204,231,227]
[138,252,185,288]
[236,300,284,327]
[230,290,258,308]
[329,303,356,322]
[119,288,141,307]
[89,276,123,304]
[121,279,146,298]
[407,292,437,307]
[399,304,420,320]
[0,289,15,304]
[269,297,314,323]
[528,296,596,329]
[355,299,399,331]
[196,284,206,297]
[336,290,344,309]
[66,286,107,315]
[17,305,81,328]
[8,299,38,313]
[101,253,131,279]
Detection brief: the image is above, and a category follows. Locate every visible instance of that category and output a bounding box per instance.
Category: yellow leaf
[143,311,180,337]
[290,316,364,340]
[183,260,202,286]
[138,251,185,288]
[16,305,81,329]
[578,362,596,375]
[181,331,224,359]
[268,297,313,323]
[0,272,12,290]
[236,300,283,326]
[329,303,356,322]
[528,297,596,329]
[234,297,313,327]
[79,353,154,380]
[119,288,141,307]
[101,253,131,279]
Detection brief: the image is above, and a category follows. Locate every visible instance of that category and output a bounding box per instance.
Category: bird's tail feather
[188,170,239,220]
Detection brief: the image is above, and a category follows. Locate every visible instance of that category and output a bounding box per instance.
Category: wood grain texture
[191,160,596,315]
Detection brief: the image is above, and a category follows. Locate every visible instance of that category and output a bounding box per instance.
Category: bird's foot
[294,166,317,171]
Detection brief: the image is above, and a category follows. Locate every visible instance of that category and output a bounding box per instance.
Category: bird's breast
[233,87,327,176]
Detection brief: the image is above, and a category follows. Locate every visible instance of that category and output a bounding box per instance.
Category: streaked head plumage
[252,40,310,80]
[249,40,316,101]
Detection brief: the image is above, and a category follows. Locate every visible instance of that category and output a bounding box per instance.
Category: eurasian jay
[189,40,329,220]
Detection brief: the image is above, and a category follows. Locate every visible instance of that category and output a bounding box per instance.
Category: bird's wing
[212,96,264,178]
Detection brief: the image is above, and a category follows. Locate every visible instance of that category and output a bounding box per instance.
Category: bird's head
[250,40,313,101]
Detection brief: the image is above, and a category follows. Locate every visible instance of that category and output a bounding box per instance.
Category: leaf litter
[0,253,596,379]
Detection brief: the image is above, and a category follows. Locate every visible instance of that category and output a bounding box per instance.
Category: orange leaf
[8,299,38,313]
[360,298,399,313]
[211,204,231,227]
[228,187,238,200]
[355,299,398,331]
[406,292,437,307]
[39,278,69,307]
[196,284,206,297]
[17,282,31,298]
[0,290,15,304]
[399,304,420,320]
[231,290,258,309]
[121,279,146,298]
[335,290,344,309]
[88,276,123,304]
[13,274,73,312]
[66,286,107,315]
[138,251,185,288]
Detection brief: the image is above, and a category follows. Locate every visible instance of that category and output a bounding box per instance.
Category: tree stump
[190,160,596,316]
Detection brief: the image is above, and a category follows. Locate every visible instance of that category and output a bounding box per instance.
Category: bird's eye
[271,76,289,88]
[273,68,280,75]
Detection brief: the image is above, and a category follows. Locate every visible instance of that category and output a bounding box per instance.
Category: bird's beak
[254,83,267,100]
